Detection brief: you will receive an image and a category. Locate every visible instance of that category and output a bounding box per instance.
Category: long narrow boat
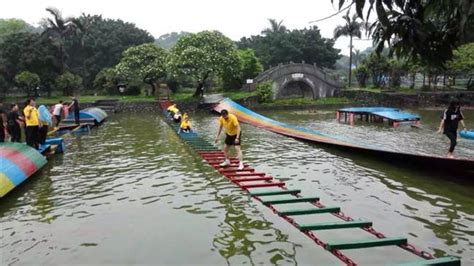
[158,100,460,266]
[0,143,48,198]
[214,98,474,176]
[63,107,108,125]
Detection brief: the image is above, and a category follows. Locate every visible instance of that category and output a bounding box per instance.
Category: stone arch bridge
[253,63,343,99]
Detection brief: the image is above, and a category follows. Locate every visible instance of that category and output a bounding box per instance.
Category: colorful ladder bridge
[158,100,460,266]
[0,143,48,198]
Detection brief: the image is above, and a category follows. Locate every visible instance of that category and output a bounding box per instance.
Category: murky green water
[1,107,473,265]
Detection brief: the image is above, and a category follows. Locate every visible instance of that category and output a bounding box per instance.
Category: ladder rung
[396,257,461,266]
[261,196,319,205]
[279,206,340,216]
[226,172,265,177]
[299,220,372,231]
[232,176,273,182]
[250,189,301,197]
[241,182,285,189]
[325,237,407,251]
[219,168,255,173]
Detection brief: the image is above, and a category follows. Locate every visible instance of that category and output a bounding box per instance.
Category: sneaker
[219,159,230,167]
[237,162,244,170]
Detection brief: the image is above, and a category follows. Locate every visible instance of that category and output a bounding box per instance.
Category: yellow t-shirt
[23,106,39,126]
[180,120,191,129]
[219,113,239,136]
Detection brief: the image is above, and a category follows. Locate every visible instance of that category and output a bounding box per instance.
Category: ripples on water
[1,109,473,265]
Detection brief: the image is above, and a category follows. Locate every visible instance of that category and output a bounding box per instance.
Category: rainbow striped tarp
[214,98,474,174]
[0,143,47,197]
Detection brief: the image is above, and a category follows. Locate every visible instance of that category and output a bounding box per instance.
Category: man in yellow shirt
[23,98,42,149]
[214,109,244,170]
[178,115,191,134]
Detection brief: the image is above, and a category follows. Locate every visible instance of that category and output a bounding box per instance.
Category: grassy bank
[261,97,352,107]
[5,95,156,105]
[170,91,257,102]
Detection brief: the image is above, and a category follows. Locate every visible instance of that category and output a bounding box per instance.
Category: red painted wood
[232,176,273,182]
[240,182,285,188]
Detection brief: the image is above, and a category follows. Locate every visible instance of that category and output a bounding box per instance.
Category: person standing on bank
[7,104,22,142]
[53,100,64,127]
[69,97,80,125]
[437,100,467,158]
[0,102,7,142]
[23,98,41,149]
[214,109,244,170]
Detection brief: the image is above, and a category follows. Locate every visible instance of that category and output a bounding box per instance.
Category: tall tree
[42,7,82,73]
[115,43,168,95]
[168,31,240,97]
[262,19,287,35]
[333,13,362,87]
[66,14,154,88]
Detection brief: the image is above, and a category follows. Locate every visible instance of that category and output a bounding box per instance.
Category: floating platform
[158,100,460,265]
[63,107,108,125]
[0,143,47,198]
[214,99,474,176]
[337,107,420,127]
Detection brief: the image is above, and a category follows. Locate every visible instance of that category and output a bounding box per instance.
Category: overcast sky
[0,0,373,55]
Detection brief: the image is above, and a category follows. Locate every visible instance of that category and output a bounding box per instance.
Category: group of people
[0,97,81,149]
[167,104,244,169]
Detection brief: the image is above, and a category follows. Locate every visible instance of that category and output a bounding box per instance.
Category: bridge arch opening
[277,80,315,99]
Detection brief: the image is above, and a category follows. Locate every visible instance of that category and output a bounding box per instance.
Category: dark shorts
[225,133,241,146]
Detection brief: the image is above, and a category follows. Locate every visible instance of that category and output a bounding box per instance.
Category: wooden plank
[250,189,301,197]
[325,237,407,251]
[261,196,320,205]
[299,220,372,231]
[241,182,285,189]
[396,257,461,266]
[232,176,273,182]
[279,206,340,216]
[225,172,265,177]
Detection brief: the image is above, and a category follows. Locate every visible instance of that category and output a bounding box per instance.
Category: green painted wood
[299,220,372,231]
[325,237,407,251]
[261,196,319,205]
[396,257,461,266]
[279,206,340,216]
[250,189,301,196]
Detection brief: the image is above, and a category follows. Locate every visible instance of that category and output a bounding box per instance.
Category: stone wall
[341,91,474,107]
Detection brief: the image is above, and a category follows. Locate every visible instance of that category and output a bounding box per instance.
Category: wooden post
[336,111,340,122]
[349,113,354,126]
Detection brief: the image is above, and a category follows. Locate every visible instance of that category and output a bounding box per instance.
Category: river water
[1,107,473,265]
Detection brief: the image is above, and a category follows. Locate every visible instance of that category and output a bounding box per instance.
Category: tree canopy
[332,0,474,67]
[115,43,168,95]
[168,30,240,96]
[238,21,340,69]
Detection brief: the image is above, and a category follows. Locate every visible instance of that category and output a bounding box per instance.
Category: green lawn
[5,95,157,105]
[261,97,352,106]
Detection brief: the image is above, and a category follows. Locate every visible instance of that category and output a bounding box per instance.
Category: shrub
[256,81,273,103]
[353,65,369,87]
[14,71,40,96]
[56,72,82,96]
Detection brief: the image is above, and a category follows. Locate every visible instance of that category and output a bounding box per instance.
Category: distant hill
[155,31,191,49]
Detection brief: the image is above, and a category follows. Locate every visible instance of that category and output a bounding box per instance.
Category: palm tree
[334,13,362,87]
[262,19,287,35]
[42,7,82,73]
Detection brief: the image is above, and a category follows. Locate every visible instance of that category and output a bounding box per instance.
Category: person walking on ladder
[215,109,244,170]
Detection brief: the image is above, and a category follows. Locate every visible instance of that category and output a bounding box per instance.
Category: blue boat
[460,130,474,140]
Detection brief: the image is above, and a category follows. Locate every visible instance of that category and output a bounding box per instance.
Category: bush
[56,72,82,96]
[353,65,369,87]
[256,81,273,103]
[14,71,40,96]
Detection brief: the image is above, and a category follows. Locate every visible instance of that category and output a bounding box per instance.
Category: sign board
[246,79,253,84]
[292,73,304,79]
